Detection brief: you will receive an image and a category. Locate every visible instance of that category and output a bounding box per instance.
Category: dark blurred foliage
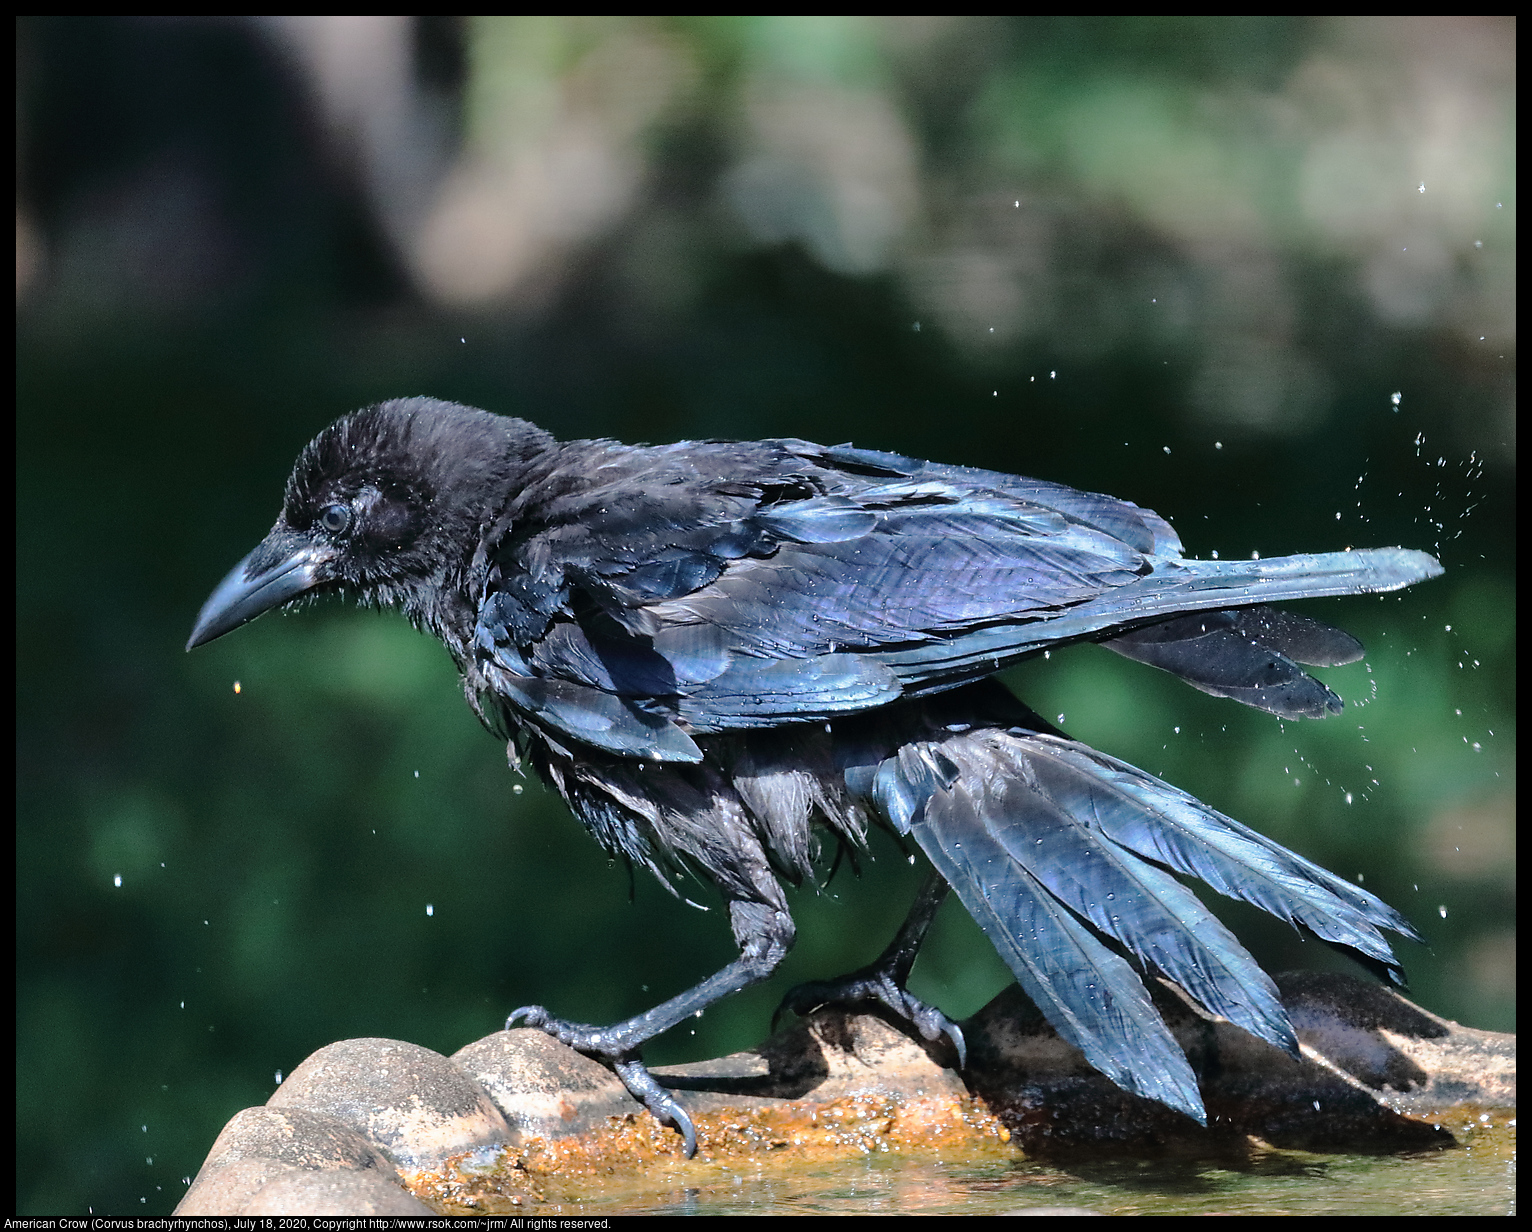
[16,16,1513,1216]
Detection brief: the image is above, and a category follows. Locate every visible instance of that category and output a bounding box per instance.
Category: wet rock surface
[175,972,1515,1215]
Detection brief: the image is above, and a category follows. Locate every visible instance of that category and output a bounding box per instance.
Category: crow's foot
[774,970,967,1068]
[507,1005,697,1157]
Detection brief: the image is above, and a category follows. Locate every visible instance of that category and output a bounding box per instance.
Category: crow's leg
[775,869,966,1066]
[508,899,793,1157]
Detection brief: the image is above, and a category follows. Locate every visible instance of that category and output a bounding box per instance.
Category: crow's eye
[319,504,352,535]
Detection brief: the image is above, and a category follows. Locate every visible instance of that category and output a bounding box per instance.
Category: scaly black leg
[508,900,794,1157]
[775,869,966,1066]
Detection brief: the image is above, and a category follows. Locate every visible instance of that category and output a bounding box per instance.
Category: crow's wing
[848,687,1422,1122]
[471,439,1440,754]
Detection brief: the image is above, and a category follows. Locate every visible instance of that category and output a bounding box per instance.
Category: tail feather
[1222,606,1367,667]
[1101,606,1363,718]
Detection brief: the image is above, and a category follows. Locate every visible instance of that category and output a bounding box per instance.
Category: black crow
[188,397,1441,1156]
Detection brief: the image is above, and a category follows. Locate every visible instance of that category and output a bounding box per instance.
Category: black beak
[186,531,335,650]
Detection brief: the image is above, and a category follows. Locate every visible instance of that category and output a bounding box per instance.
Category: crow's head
[187,397,553,650]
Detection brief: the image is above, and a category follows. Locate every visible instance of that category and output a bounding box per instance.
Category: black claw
[775,971,964,1068]
[616,1058,698,1158]
[944,1021,968,1069]
[907,1006,966,1067]
[506,1007,698,1156]
[506,1004,544,1031]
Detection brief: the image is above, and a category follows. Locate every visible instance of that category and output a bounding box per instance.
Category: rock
[174,974,1515,1215]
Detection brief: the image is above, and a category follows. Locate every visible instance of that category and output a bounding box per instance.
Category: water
[446,1111,1514,1216]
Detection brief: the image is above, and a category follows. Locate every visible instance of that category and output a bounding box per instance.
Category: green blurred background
[16,16,1514,1215]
